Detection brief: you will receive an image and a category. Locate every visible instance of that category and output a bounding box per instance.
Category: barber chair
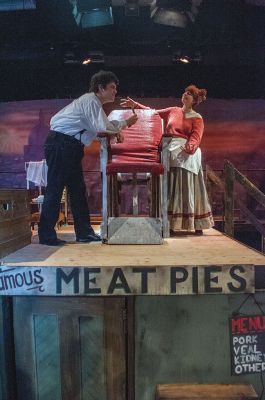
[100,109,170,244]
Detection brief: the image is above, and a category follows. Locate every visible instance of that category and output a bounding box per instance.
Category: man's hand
[120,96,137,109]
[116,132,124,143]
[126,114,138,127]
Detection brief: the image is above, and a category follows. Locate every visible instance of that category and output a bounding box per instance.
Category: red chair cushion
[106,109,164,175]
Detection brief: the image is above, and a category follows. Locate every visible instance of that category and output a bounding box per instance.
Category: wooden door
[13,297,126,400]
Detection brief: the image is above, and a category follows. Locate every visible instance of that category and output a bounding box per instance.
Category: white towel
[26,160,48,187]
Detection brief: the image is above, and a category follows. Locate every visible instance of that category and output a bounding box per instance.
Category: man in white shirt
[39,70,138,246]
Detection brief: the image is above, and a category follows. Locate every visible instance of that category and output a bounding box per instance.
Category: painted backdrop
[0,98,264,215]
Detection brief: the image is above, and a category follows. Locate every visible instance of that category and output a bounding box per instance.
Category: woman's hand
[126,114,138,127]
[120,96,137,109]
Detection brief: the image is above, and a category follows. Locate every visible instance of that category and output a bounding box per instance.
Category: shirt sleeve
[84,99,127,134]
[184,118,204,154]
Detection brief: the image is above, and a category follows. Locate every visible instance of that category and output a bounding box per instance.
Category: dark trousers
[39,131,93,241]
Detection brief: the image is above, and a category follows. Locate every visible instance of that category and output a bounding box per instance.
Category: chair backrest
[106,109,164,175]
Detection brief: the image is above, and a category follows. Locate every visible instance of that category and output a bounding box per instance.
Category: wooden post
[224,160,235,237]
[100,138,109,242]
[161,137,170,238]
[132,173,138,216]
[205,165,212,206]
[113,174,120,217]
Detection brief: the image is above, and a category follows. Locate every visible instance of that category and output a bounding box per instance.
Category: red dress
[135,104,204,154]
[135,102,214,231]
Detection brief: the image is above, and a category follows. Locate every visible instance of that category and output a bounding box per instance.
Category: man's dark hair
[89,70,119,93]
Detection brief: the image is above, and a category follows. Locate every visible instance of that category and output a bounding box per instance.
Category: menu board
[230,315,265,375]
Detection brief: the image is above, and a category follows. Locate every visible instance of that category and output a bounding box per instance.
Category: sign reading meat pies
[0,264,254,296]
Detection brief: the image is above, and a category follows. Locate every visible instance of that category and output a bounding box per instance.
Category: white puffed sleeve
[84,99,127,134]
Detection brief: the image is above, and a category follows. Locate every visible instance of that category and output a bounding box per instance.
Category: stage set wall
[135,293,265,400]
[1,293,265,400]
[0,98,264,215]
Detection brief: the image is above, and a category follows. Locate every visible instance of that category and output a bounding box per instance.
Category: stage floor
[3,227,265,268]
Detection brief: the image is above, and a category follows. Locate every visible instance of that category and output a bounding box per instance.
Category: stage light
[81,52,105,65]
[179,56,189,63]
[151,7,188,28]
[150,0,202,28]
[72,0,114,28]
[82,58,92,65]
[125,0,139,16]
[172,51,202,64]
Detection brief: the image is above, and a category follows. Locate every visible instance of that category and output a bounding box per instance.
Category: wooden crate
[0,189,31,258]
[156,384,258,400]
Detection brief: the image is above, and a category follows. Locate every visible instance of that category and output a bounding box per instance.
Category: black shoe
[39,238,66,246]
[76,233,101,243]
[195,230,203,236]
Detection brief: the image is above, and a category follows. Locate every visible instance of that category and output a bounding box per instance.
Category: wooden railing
[224,160,265,249]
[206,161,265,253]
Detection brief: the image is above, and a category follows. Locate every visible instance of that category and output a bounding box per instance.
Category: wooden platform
[3,228,264,268]
[1,228,264,296]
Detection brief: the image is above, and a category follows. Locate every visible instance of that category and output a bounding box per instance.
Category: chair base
[106,217,163,245]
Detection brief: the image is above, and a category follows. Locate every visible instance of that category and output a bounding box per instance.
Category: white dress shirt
[50,92,127,146]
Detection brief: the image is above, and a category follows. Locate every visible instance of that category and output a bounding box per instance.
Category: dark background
[0,0,264,101]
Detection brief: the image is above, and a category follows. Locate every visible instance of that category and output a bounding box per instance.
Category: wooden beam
[156,383,258,400]
[132,173,138,216]
[126,297,135,400]
[237,198,265,237]
[100,137,109,241]
[161,137,170,238]
[224,160,235,237]
[226,160,265,208]
[206,164,225,191]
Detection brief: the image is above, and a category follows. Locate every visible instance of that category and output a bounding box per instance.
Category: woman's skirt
[168,167,214,232]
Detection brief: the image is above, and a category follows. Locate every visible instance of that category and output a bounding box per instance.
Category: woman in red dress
[121,85,214,234]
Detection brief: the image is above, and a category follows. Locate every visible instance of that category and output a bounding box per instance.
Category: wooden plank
[14,297,38,400]
[3,228,265,267]
[0,264,255,296]
[100,137,109,241]
[231,162,265,208]
[156,384,258,400]
[59,316,81,400]
[126,297,135,400]
[161,137,170,238]
[224,160,235,237]
[105,298,126,400]
[33,315,61,400]
[0,232,32,259]
[0,189,31,258]
[79,316,106,400]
